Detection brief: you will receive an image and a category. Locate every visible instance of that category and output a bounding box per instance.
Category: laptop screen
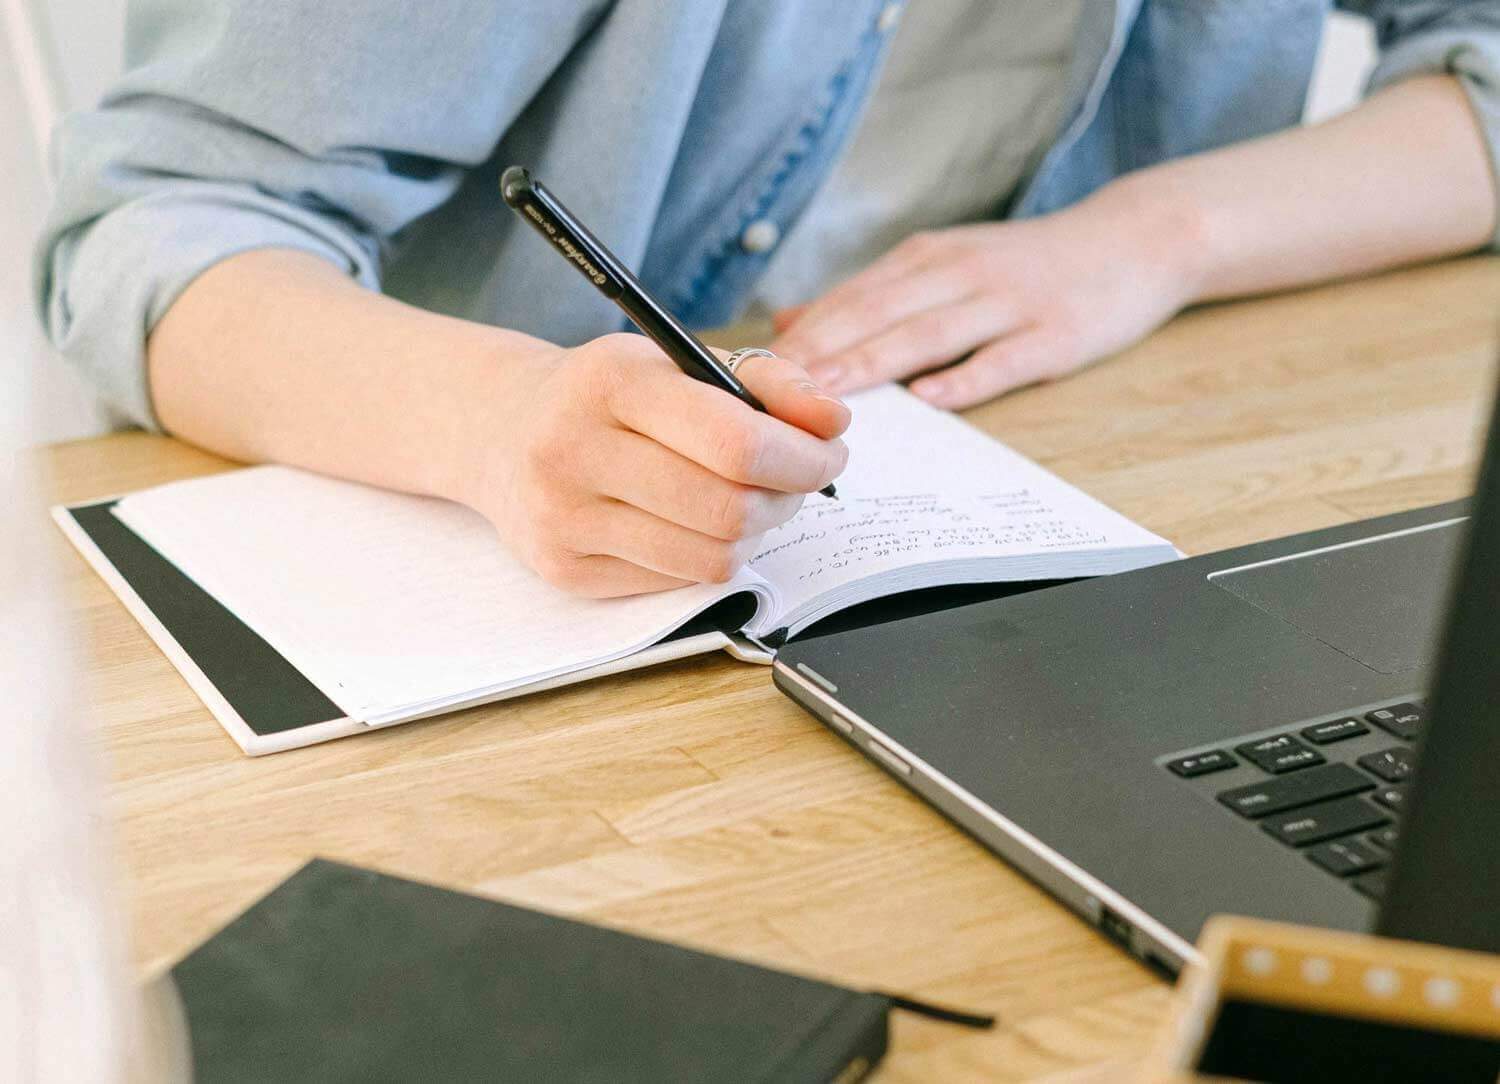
[1377,376,1500,953]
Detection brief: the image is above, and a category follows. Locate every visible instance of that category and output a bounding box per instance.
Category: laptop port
[1099,905,1132,948]
[1140,949,1177,979]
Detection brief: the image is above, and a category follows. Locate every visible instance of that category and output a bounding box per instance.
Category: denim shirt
[37,0,1500,429]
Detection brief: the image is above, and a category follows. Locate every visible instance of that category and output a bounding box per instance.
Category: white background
[2,7,1376,448]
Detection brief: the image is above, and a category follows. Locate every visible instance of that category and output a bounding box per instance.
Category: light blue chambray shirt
[36,0,1500,430]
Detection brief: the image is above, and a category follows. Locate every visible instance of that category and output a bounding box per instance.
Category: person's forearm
[148,247,848,598]
[1114,74,1497,304]
[147,249,552,502]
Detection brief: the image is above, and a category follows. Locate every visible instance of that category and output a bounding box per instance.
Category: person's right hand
[462,333,850,598]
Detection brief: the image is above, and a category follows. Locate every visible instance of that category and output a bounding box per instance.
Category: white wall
[1306,11,1379,124]
[31,0,129,113]
[1,0,121,445]
[3,7,1378,447]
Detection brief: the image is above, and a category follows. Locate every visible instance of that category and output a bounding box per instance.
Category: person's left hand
[769,182,1201,410]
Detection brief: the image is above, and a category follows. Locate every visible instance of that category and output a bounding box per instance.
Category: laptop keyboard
[1162,700,1425,900]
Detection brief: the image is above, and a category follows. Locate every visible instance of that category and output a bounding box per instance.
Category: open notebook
[59,386,1176,750]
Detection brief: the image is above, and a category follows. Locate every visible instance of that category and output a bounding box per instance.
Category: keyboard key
[1166,750,1236,778]
[1367,826,1400,851]
[1372,784,1407,812]
[1217,763,1373,819]
[1262,796,1388,847]
[1234,734,1326,774]
[1366,702,1424,741]
[1352,870,1388,899]
[1301,717,1368,745]
[1308,838,1385,877]
[1358,746,1416,783]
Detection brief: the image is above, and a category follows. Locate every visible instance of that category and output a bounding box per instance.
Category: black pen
[500,165,837,499]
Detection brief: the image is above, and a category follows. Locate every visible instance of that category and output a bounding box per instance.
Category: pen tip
[820,484,838,499]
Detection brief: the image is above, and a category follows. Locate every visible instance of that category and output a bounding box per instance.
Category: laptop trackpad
[1209,521,1463,674]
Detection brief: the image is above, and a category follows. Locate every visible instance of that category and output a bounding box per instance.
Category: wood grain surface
[34,256,1500,1081]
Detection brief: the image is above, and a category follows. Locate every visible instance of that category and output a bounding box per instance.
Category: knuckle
[777,356,815,384]
[520,440,557,486]
[578,334,668,406]
[897,231,929,258]
[526,485,589,542]
[907,309,950,344]
[1040,319,1081,370]
[529,548,578,591]
[576,349,624,406]
[709,418,765,482]
[595,331,637,351]
[707,484,756,539]
[951,249,989,283]
[697,542,742,584]
[593,331,654,362]
[615,332,676,372]
[942,365,977,400]
[984,263,1020,293]
[783,322,833,359]
[522,415,574,478]
[526,501,571,550]
[849,294,889,330]
[903,230,944,260]
[841,342,881,382]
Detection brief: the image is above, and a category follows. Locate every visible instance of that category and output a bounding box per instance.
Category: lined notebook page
[746,386,1175,634]
[113,469,772,725]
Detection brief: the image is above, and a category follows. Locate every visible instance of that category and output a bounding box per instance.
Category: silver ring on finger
[724,347,778,375]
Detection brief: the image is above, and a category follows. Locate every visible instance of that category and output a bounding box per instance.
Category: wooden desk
[38,258,1500,1082]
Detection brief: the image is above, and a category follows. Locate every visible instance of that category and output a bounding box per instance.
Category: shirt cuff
[39,184,381,431]
[1367,25,1500,249]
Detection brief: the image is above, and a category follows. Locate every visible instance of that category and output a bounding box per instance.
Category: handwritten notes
[743,387,1175,634]
[758,489,1113,578]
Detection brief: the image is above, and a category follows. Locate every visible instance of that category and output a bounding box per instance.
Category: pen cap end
[500,166,534,207]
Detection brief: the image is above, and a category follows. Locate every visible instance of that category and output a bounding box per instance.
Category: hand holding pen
[501,167,840,500]
[465,166,848,598]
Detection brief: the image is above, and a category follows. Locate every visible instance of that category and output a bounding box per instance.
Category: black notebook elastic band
[879,992,996,1030]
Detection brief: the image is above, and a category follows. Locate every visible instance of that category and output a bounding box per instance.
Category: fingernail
[912,377,950,406]
[813,364,847,391]
[796,379,845,405]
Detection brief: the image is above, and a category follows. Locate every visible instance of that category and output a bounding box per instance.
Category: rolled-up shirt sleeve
[1345,0,1500,246]
[34,1,594,429]
[38,141,390,429]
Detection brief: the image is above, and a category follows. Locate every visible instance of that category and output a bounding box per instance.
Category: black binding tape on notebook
[66,500,343,737]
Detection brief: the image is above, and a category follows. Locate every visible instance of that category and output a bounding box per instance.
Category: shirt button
[876,2,902,33]
[740,219,781,254]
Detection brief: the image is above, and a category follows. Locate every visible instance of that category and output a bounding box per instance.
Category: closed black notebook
[171,860,985,1082]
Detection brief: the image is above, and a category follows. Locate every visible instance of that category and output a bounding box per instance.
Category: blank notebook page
[112,469,767,725]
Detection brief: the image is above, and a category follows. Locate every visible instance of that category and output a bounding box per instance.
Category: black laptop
[775,381,1500,971]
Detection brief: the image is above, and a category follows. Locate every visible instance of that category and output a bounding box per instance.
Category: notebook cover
[51,501,760,755]
[171,859,889,1083]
